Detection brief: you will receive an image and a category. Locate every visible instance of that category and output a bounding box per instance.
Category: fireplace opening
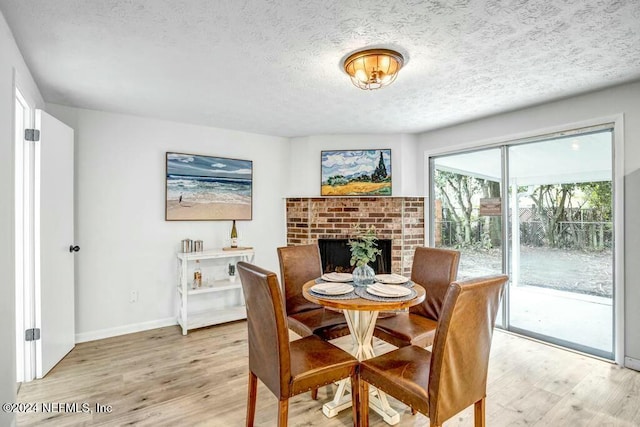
[318,239,392,274]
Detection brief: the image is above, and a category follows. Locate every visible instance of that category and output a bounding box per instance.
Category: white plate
[311,283,354,296]
[321,272,353,282]
[374,274,409,284]
[367,284,412,297]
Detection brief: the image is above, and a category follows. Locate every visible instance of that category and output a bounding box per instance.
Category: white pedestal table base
[322,309,400,425]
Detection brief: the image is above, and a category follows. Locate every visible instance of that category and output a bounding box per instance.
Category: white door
[34,110,75,378]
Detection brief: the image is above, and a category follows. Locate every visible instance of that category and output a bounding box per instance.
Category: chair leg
[246,371,258,427]
[278,398,289,427]
[359,380,369,427]
[310,388,318,400]
[350,375,359,427]
[474,398,486,427]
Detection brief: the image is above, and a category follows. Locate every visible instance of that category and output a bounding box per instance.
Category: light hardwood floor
[17,321,640,426]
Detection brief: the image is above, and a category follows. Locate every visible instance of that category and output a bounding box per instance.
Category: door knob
[69,245,80,253]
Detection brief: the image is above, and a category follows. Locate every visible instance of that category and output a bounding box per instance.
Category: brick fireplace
[285,197,425,275]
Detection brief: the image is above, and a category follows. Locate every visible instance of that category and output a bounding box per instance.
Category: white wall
[416,81,640,364]
[0,11,44,427]
[288,133,419,196]
[33,113,420,341]
[46,105,289,341]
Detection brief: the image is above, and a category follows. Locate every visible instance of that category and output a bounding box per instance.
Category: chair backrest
[237,261,292,400]
[277,244,323,315]
[427,274,508,426]
[409,247,460,320]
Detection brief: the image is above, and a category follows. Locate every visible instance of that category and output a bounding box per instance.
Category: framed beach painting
[321,149,392,196]
[165,152,252,221]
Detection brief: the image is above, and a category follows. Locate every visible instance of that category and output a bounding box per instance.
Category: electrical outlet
[129,290,138,303]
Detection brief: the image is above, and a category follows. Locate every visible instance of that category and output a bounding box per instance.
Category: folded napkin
[368,283,411,297]
[321,272,353,282]
[312,282,354,295]
[374,274,409,284]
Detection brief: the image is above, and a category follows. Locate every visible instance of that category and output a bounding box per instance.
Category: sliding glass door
[507,130,613,358]
[430,127,614,359]
[431,147,505,327]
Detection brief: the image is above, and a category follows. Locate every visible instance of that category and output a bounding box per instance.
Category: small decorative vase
[352,264,375,286]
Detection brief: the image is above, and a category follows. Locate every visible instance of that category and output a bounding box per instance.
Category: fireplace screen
[318,239,391,274]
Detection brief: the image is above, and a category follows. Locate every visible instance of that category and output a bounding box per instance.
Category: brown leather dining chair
[237,261,359,427]
[373,246,460,348]
[359,275,508,427]
[277,244,350,340]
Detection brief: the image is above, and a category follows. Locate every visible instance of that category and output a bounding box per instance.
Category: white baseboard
[625,357,640,372]
[75,317,177,343]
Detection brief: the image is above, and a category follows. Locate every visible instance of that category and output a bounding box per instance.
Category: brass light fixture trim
[343,48,404,90]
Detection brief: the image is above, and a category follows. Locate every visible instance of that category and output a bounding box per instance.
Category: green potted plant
[348,225,381,286]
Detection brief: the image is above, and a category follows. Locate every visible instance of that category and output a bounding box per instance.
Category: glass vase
[352,264,375,286]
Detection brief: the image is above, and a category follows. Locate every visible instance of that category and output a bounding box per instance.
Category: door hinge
[25,129,40,142]
[25,328,41,341]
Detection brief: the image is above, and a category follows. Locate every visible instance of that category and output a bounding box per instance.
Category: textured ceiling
[1,0,639,137]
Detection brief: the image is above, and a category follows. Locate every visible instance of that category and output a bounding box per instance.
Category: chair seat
[287,308,350,340]
[373,312,438,348]
[360,345,432,414]
[289,335,358,396]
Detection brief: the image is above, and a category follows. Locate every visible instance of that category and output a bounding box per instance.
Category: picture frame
[321,149,392,196]
[165,152,253,221]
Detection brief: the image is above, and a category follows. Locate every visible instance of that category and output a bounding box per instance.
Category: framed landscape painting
[166,152,252,221]
[321,149,391,196]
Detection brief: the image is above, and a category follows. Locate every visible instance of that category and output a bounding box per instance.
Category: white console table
[177,248,254,335]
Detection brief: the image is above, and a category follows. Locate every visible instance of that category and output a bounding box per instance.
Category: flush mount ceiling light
[343,48,404,90]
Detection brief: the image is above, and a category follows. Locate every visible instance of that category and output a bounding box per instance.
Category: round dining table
[302,279,426,425]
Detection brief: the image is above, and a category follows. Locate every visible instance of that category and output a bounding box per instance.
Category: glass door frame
[427,145,508,328]
[424,118,625,364]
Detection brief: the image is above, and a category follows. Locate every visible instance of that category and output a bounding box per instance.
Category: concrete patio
[509,284,613,353]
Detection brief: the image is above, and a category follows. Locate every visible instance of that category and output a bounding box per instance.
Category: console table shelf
[177,248,254,335]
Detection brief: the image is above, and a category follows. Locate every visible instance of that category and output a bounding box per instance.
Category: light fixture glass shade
[343,49,404,90]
